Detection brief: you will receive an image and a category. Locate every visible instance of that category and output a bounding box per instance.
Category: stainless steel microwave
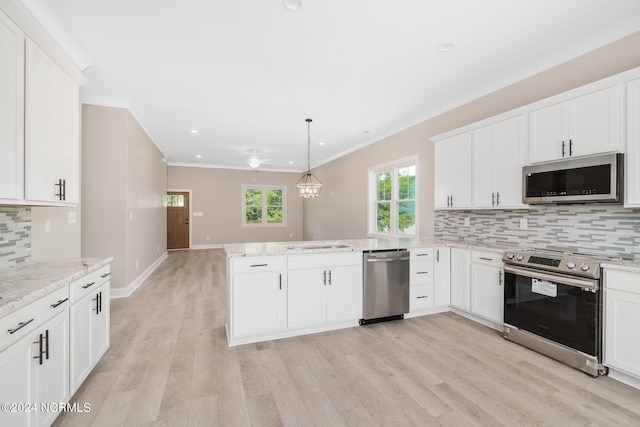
[523,153,623,204]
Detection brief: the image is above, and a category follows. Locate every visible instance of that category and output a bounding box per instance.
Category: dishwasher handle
[366,256,410,263]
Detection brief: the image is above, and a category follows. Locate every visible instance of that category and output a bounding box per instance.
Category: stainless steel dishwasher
[361,249,410,325]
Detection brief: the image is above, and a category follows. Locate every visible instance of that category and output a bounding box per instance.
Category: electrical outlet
[206,235,210,241]
[464,217,470,227]
[520,218,528,230]
[45,219,51,234]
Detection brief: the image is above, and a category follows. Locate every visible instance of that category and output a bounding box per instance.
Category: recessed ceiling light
[282,0,302,11]
[319,141,325,146]
[289,161,294,164]
[437,42,455,53]
[190,129,198,134]
[196,154,202,159]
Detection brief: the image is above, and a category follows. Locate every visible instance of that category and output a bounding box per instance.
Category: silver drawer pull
[82,281,96,289]
[417,296,429,299]
[250,264,268,268]
[416,253,430,257]
[479,257,494,261]
[8,318,34,335]
[51,298,69,308]
[100,272,111,278]
[416,271,429,275]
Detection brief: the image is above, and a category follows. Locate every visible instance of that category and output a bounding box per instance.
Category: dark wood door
[167,191,189,249]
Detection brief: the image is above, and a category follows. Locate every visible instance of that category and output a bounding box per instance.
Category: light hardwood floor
[54,249,640,426]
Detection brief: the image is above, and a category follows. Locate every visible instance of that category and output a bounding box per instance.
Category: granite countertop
[223,237,511,257]
[0,257,113,318]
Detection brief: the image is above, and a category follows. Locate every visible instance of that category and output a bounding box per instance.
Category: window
[368,157,417,237]
[166,194,185,207]
[242,185,287,227]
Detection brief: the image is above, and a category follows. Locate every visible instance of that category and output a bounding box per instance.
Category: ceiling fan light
[282,0,302,11]
[248,156,261,168]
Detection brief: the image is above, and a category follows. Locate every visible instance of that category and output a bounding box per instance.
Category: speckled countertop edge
[0,257,114,318]
[223,237,514,257]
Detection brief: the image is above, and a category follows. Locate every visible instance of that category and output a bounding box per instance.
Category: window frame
[367,155,418,238]
[241,184,287,227]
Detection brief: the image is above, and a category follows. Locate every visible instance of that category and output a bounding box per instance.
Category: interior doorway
[167,191,190,249]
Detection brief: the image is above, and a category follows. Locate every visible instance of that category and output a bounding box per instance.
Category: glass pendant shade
[296,173,322,197]
[296,119,323,198]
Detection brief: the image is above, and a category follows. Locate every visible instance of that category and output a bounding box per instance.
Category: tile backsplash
[435,205,640,259]
[0,207,31,268]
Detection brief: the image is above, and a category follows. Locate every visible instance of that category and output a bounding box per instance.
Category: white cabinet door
[470,263,503,323]
[435,133,472,209]
[605,289,640,377]
[529,87,620,163]
[326,265,362,323]
[626,79,640,206]
[289,263,362,327]
[568,86,619,157]
[434,247,451,307]
[529,102,566,163]
[496,116,526,208]
[0,333,32,427]
[34,310,70,427]
[474,116,526,208]
[450,249,470,310]
[288,269,325,328]
[25,39,80,204]
[70,281,110,394]
[232,272,285,337]
[0,11,24,201]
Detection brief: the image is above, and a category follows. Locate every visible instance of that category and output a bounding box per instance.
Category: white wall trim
[191,244,224,250]
[110,252,168,298]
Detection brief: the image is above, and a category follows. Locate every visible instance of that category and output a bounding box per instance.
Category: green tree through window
[243,186,286,226]
[370,160,417,237]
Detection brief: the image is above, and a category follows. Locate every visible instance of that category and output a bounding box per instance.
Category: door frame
[167,188,192,250]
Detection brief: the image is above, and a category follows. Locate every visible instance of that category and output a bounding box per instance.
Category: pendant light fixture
[296,118,323,198]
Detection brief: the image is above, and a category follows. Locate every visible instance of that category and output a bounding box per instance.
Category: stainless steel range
[502,248,610,377]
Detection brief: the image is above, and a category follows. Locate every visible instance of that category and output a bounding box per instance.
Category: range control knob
[566,262,576,269]
[507,253,514,260]
[580,264,590,272]
[516,254,524,261]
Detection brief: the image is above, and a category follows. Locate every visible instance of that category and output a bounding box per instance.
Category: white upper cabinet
[0,10,24,201]
[25,38,80,205]
[529,86,620,163]
[473,115,526,208]
[435,132,472,209]
[626,78,640,206]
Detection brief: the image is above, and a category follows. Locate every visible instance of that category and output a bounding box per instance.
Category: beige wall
[306,32,640,241]
[168,166,303,245]
[30,206,81,260]
[82,104,167,291]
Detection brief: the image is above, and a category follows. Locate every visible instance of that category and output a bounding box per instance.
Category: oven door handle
[503,265,599,291]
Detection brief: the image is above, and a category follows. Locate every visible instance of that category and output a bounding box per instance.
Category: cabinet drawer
[288,252,362,270]
[471,250,503,266]
[410,285,434,312]
[410,261,433,285]
[410,248,433,261]
[232,257,285,274]
[605,270,640,294]
[70,265,110,303]
[0,285,69,352]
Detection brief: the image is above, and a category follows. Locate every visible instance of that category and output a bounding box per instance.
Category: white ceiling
[20,0,640,171]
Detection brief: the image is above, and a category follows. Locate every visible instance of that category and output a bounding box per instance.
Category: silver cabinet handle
[479,257,493,261]
[323,270,327,285]
[417,296,429,299]
[499,271,503,286]
[416,271,429,275]
[279,274,282,290]
[492,193,495,206]
[496,192,500,206]
[328,270,332,285]
[100,272,111,278]
[51,298,69,308]
[8,318,34,334]
[250,264,268,268]
[82,281,96,289]
[436,249,440,262]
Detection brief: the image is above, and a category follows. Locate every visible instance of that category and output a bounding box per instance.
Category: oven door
[503,265,601,357]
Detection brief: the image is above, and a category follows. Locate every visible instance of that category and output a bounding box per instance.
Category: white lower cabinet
[470,251,504,323]
[409,247,450,314]
[0,287,70,427]
[604,270,640,388]
[288,253,362,329]
[69,277,110,393]
[450,248,471,310]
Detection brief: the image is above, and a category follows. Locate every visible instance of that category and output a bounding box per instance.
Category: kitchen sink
[284,243,353,250]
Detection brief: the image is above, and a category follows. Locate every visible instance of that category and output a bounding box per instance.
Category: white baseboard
[191,244,224,250]
[110,252,168,298]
